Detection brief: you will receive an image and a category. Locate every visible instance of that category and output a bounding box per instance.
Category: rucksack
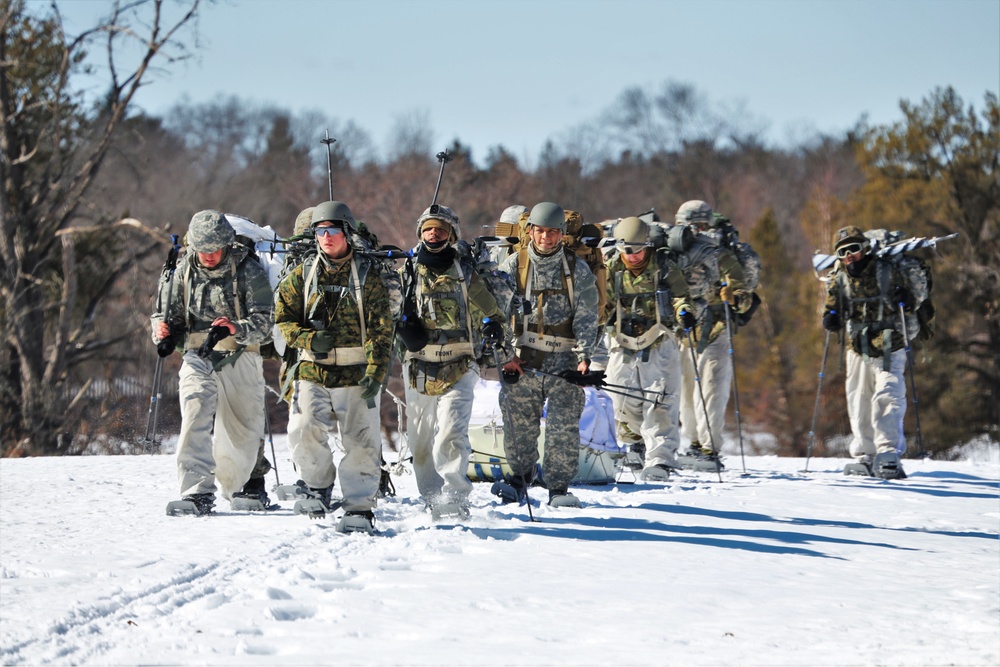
[712,215,761,292]
[865,229,935,340]
[225,214,289,355]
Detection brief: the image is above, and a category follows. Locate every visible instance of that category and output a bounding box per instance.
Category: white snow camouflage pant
[403,364,477,503]
[679,335,732,452]
[175,351,265,500]
[845,348,908,457]
[607,334,682,467]
[287,379,381,512]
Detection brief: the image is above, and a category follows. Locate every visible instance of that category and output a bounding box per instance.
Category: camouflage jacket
[150,243,273,348]
[275,250,393,388]
[824,256,919,357]
[400,256,510,395]
[671,237,749,350]
[603,250,689,349]
[500,243,599,371]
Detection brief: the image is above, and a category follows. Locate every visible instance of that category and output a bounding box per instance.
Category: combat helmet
[614,216,649,252]
[293,207,316,236]
[188,210,235,253]
[415,204,461,242]
[526,202,566,232]
[675,200,714,228]
[832,226,869,253]
[311,201,356,232]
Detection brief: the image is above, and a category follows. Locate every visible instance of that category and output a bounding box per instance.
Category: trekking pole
[263,397,279,487]
[898,302,927,458]
[803,330,832,473]
[721,295,747,476]
[430,149,453,207]
[682,317,722,483]
[142,234,182,453]
[321,129,336,200]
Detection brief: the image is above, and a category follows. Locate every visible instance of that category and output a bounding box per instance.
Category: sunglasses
[836,242,864,258]
[315,227,344,237]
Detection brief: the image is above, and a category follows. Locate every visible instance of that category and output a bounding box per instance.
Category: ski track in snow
[1,442,998,666]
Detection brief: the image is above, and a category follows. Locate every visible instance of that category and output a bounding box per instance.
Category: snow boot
[873,451,907,480]
[293,483,341,519]
[622,443,646,471]
[336,510,376,535]
[231,476,272,512]
[491,473,530,505]
[678,447,725,473]
[548,488,581,508]
[166,493,214,516]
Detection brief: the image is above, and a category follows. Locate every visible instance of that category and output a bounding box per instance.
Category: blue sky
[58,0,999,165]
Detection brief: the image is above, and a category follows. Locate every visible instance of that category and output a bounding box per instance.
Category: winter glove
[557,369,607,387]
[678,309,697,332]
[311,330,336,354]
[359,375,381,401]
[197,325,231,359]
[735,292,761,327]
[822,310,841,332]
[481,319,504,347]
[893,285,913,310]
[396,315,429,352]
[719,283,736,304]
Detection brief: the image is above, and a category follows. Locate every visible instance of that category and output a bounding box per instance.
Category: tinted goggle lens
[315,227,344,237]
[836,243,863,257]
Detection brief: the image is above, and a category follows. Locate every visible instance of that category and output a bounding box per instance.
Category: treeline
[52,86,993,460]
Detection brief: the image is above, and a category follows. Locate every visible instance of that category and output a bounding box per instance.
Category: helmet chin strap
[423,239,449,252]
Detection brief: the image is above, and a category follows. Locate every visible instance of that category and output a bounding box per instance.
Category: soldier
[603,217,690,481]
[821,226,921,479]
[274,201,393,534]
[673,200,752,472]
[497,202,600,508]
[399,205,511,519]
[152,210,274,515]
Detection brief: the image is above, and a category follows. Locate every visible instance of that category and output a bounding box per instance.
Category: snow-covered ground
[1,438,998,666]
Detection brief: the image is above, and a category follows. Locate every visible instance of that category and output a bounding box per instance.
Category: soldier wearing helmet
[495,202,600,508]
[399,204,511,519]
[274,200,394,534]
[672,200,752,472]
[821,226,918,479]
[151,210,274,515]
[602,216,691,481]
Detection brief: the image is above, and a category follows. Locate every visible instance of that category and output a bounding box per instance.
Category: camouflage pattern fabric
[275,250,393,389]
[293,207,315,236]
[825,257,917,357]
[150,243,273,346]
[187,210,235,253]
[403,257,508,396]
[603,251,689,335]
[671,238,748,351]
[249,440,272,478]
[498,241,598,491]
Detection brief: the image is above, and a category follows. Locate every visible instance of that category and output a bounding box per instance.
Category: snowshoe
[640,463,679,482]
[548,489,581,508]
[622,444,646,471]
[677,449,725,473]
[873,452,907,480]
[274,479,309,501]
[336,510,376,535]
[231,477,274,512]
[843,455,873,477]
[430,501,471,521]
[166,493,214,516]
[292,484,341,519]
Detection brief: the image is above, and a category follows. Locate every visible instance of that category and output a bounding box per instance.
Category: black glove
[822,310,841,332]
[482,319,504,346]
[557,369,607,387]
[678,309,697,332]
[197,325,231,359]
[311,330,336,354]
[396,315,429,352]
[501,368,520,384]
[156,320,186,358]
[893,285,913,310]
[736,292,762,327]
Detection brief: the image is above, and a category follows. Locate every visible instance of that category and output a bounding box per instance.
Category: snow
[2,440,998,666]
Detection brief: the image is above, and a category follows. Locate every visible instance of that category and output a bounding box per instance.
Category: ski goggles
[836,242,864,258]
[315,226,344,237]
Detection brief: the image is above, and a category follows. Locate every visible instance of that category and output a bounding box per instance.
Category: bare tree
[0,0,201,455]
